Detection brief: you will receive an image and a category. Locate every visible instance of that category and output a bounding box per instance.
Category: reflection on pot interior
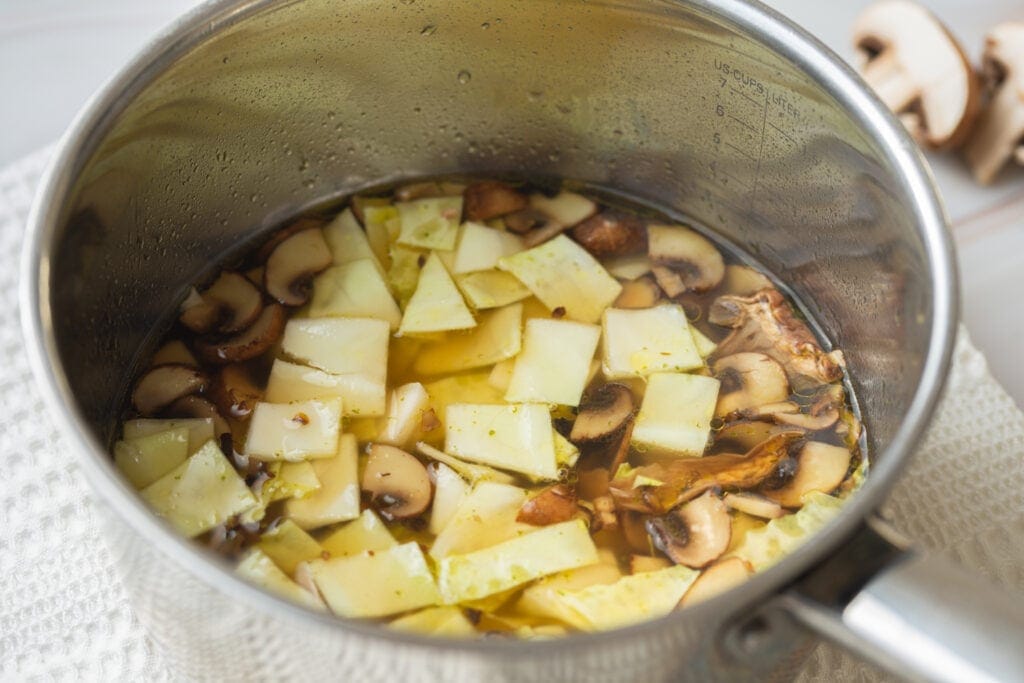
[111,178,865,637]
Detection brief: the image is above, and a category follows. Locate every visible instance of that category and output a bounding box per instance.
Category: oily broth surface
[112,178,864,638]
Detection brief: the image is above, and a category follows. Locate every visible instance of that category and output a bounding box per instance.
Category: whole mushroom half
[646,491,731,569]
[853,0,980,149]
[362,444,433,521]
[965,23,1024,183]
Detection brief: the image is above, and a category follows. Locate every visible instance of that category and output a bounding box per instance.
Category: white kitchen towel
[1,146,1022,682]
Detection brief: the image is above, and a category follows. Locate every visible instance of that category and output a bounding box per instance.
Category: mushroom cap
[647,225,725,293]
[853,0,979,148]
[964,22,1024,183]
[362,444,433,520]
[263,228,333,306]
[131,364,209,416]
[646,491,731,569]
[763,441,852,508]
[195,303,285,364]
[713,352,791,418]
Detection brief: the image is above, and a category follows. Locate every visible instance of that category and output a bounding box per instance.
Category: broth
[111,178,864,638]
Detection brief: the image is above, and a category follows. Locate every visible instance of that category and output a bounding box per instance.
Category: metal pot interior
[29,0,955,679]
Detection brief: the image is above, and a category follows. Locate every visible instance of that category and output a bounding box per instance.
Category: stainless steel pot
[19,0,1024,681]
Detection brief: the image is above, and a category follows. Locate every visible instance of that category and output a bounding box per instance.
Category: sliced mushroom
[195,304,285,364]
[853,0,980,149]
[647,225,725,293]
[629,555,672,574]
[463,181,528,221]
[650,265,687,298]
[255,217,327,263]
[590,495,619,532]
[179,288,221,334]
[646,491,731,568]
[713,352,790,418]
[167,394,232,444]
[570,383,635,443]
[709,289,844,390]
[679,557,752,607]
[965,23,1024,182]
[180,272,264,335]
[522,219,570,248]
[763,441,852,508]
[610,432,802,513]
[517,484,578,526]
[503,208,558,235]
[719,265,772,298]
[132,364,209,416]
[210,364,263,420]
[723,492,783,519]
[362,444,433,520]
[613,276,661,309]
[263,229,332,306]
[529,191,597,227]
[151,340,198,367]
[571,211,647,257]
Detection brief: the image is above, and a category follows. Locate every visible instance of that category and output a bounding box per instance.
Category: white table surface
[3,0,1022,406]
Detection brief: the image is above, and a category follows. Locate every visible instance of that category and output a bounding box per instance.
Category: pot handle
[764,517,1024,682]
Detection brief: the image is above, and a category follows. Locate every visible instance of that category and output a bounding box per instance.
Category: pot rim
[19,0,957,655]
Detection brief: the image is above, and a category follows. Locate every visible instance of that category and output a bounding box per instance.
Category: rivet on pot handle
[770,517,1024,682]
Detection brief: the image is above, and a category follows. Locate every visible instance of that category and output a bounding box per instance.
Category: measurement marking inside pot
[768,121,797,146]
[718,170,750,189]
[750,89,770,207]
[727,114,759,135]
[729,86,762,108]
[724,141,757,161]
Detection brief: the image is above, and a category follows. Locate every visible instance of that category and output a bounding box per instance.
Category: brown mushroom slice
[517,485,578,526]
[763,441,852,508]
[570,383,635,443]
[203,272,264,333]
[179,288,222,334]
[264,229,332,306]
[151,340,198,367]
[503,208,557,235]
[647,225,725,293]
[650,265,687,298]
[576,467,611,500]
[964,23,1024,182]
[722,492,783,519]
[679,557,752,607]
[613,276,661,309]
[463,181,528,221]
[255,217,327,263]
[590,495,619,532]
[210,364,263,420]
[719,265,773,298]
[853,0,980,149]
[646,491,731,569]
[195,304,285,364]
[571,211,647,257]
[713,353,790,418]
[709,289,844,389]
[362,444,433,520]
[167,395,231,443]
[610,432,802,513]
[132,364,209,416]
[521,219,571,248]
